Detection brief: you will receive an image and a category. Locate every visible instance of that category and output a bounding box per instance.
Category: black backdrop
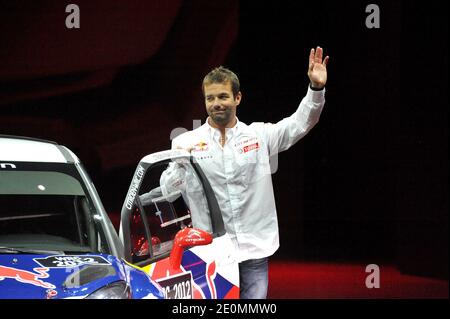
[0,1,447,279]
[231,1,448,279]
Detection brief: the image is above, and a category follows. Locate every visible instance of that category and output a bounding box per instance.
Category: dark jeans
[238,257,268,299]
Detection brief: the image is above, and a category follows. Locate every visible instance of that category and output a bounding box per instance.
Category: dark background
[0,1,447,279]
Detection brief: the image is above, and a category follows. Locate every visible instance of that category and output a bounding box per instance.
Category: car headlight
[86,281,131,299]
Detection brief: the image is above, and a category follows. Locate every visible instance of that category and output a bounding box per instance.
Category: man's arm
[159,135,190,196]
[259,46,329,155]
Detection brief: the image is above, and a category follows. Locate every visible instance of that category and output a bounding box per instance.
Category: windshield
[0,165,110,254]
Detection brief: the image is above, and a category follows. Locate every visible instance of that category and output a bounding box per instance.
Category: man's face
[204,81,241,127]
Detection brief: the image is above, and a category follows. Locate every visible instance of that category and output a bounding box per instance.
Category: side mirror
[169,228,212,271]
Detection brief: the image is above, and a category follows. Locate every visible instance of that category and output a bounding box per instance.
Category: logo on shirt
[192,141,209,152]
[239,142,260,154]
[235,137,258,147]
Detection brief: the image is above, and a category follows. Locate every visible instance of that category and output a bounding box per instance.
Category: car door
[119,149,239,299]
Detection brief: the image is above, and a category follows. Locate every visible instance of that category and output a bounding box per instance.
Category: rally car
[0,135,239,299]
[0,135,163,299]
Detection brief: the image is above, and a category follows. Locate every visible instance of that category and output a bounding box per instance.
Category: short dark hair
[202,66,240,98]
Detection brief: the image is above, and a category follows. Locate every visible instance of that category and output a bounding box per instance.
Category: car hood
[0,253,127,299]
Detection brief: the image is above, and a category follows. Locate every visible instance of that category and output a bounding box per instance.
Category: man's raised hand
[308,46,329,89]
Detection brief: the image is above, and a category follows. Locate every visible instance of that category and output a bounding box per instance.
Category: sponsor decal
[156,272,193,299]
[192,141,208,152]
[192,141,212,159]
[0,265,55,289]
[193,155,212,160]
[46,289,58,299]
[34,255,111,268]
[239,142,259,154]
[172,179,184,189]
[234,136,258,147]
[126,165,145,209]
[145,149,191,163]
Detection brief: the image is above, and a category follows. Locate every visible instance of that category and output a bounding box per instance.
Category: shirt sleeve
[159,162,187,196]
[257,86,326,156]
[159,134,188,196]
[170,132,190,150]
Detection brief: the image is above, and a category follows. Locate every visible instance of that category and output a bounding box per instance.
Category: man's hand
[308,46,329,89]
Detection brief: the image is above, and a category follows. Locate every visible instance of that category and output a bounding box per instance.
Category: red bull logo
[193,141,208,152]
[0,265,55,289]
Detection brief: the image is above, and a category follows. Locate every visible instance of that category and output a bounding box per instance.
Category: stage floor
[267,260,448,299]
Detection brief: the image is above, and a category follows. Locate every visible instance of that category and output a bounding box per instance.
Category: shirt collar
[205,117,240,142]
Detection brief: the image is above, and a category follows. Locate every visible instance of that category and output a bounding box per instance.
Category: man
[167,47,328,298]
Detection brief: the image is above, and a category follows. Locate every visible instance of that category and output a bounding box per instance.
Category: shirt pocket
[235,144,269,186]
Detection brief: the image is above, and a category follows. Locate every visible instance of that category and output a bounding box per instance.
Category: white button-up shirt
[168,87,325,262]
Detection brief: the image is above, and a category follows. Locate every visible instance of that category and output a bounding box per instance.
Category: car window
[0,166,110,254]
[128,159,214,264]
